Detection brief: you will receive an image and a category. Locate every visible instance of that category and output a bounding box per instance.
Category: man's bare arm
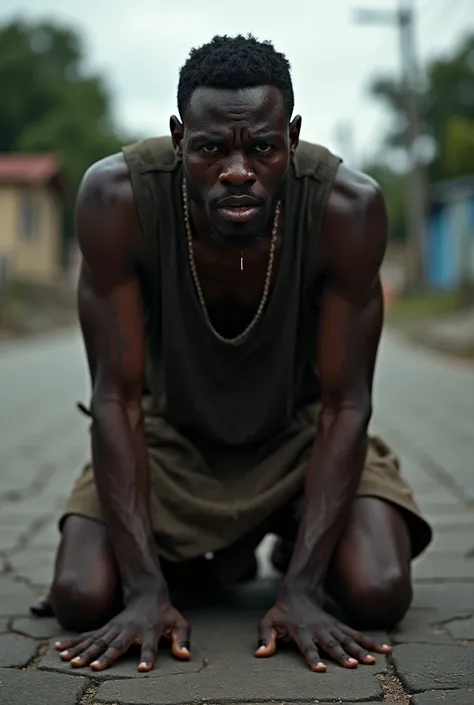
[284,166,387,592]
[76,156,163,596]
[256,168,390,671]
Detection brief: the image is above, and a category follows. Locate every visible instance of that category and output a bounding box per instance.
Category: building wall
[0,186,18,281]
[0,184,61,282]
[426,192,474,290]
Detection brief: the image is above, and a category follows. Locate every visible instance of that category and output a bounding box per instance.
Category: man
[32,34,431,674]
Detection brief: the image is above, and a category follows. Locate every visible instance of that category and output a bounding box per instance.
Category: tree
[369,34,474,181]
[0,18,136,250]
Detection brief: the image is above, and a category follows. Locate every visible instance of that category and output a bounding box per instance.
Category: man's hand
[255,591,391,672]
[54,590,191,672]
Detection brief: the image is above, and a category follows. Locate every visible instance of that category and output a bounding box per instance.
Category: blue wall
[426,205,453,289]
[426,192,474,290]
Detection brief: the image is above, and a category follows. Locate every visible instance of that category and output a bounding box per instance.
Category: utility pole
[353,0,427,291]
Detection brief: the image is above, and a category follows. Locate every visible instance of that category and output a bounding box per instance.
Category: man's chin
[210,226,262,248]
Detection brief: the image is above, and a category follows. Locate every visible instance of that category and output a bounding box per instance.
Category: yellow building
[0,154,66,283]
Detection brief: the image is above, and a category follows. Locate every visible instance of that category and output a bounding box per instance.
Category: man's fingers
[55,633,94,653]
[317,631,358,669]
[342,627,391,654]
[333,631,376,665]
[90,631,135,671]
[70,630,119,668]
[138,628,162,672]
[255,621,277,657]
[171,621,192,660]
[292,628,326,673]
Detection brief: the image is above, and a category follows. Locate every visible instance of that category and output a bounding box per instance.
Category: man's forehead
[185,85,287,129]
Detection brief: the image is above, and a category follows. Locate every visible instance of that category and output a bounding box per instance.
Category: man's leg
[31,515,121,632]
[327,496,413,630]
[272,496,413,630]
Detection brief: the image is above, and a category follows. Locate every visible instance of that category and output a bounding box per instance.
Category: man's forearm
[283,407,370,596]
[91,398,164,598]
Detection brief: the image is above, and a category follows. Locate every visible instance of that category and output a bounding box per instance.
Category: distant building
[425,174,474,290]
[0,154,66,284]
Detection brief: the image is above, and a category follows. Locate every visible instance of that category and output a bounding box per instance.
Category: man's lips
[217,205,261,222]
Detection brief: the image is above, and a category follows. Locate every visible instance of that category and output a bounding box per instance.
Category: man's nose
[219,152,256,187]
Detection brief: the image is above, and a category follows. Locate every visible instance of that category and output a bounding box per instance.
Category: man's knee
[51,570,117,632]
[339,566,413,630]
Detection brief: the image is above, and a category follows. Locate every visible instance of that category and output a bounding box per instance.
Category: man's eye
[255,143,272,154]
[201,144,219,154]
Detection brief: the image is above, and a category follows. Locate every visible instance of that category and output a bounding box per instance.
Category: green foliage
[0,18,137,247]
[364,162,406,242]
[369,34,474,179]
[366,33,474,241]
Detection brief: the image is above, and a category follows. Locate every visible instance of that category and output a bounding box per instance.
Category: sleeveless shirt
[122,137,341,447]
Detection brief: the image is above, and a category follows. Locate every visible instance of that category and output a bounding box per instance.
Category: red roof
[0,154,61,185]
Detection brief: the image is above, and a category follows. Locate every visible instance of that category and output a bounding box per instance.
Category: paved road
[1,329,474,704]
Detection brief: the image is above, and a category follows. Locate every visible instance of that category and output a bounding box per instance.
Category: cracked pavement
[1,329,474,704]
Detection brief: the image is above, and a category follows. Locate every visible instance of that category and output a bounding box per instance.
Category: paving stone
[393,643,474,692]
[95,667,384,704]
[10,549,55,587]
[38,641,205,680]
[12,617,66,640]
[411,583,474,621]
[28,521,60,549]
[0,633,40,667]
[0,526,23,552]
[445,617,474,641]
[429,529,474,554]
[413,553,474,580]
[413,689,474,704]
[0,577,39,616]
[0,667,88,705]
[429,514,474,530]
[391,608,453,645]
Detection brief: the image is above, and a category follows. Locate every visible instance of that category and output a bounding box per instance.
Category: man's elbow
[90,391,142,429]
[341,399,372,430]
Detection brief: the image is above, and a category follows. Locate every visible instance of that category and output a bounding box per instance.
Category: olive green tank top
[122,137,341,447]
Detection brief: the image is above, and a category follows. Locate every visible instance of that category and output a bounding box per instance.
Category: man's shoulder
[293,140,341,181]
[79,151,133,209]
[76,152,142,264]
[328,162,383,219]
[322,163,387,281]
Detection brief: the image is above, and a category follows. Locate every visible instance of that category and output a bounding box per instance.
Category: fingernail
[71,657,81,663]
[366,655,376,662]
[348,658,358,665]
[257,645,266,653]
[54,642,62,647]
[91,660,100,667]
[180,647,190,655]
[138,661,148,669]
[60,650,69,656]
[383,644,391,650]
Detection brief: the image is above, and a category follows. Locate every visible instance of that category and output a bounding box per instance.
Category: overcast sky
[2,0,473,167]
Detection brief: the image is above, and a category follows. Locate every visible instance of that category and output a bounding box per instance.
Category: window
[19,191,38,241]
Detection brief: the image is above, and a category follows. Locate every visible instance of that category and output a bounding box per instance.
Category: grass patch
[386,289,473,323]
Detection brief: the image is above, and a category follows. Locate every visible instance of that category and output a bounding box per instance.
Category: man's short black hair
[177,34,294,120]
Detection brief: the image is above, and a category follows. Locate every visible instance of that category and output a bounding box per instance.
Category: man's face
[172,85,300,247]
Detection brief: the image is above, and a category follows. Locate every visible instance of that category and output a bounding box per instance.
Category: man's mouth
[217,205,261,222]
[216,196,262,223]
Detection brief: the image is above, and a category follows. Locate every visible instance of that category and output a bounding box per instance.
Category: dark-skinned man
[31,34,432,674]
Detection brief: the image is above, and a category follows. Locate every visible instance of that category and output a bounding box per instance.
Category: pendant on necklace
[240,251,244,271]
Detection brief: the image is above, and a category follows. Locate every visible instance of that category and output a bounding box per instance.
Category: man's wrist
[279,575,324,604]
[123,573,169,603]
